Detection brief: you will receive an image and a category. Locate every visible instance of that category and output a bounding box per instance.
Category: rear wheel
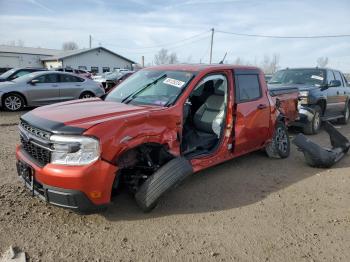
[265,121,290,159]
[3,93,25,111]
[338,103,350,125]
[303,105,322,135]
[79,91,95,99]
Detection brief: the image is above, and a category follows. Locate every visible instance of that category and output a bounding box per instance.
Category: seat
[190,85,225,150]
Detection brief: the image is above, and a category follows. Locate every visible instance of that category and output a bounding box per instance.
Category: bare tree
[317,57,329,67]
[154,49,178,65]
[62,41,79,50]
[260,53,280,74]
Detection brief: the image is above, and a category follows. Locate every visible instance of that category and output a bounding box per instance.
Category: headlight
[50,135,100,166]
[298,91,309,104]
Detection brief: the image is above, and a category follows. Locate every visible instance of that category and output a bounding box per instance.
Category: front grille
[20,120,51,140]
[20,136,51,166]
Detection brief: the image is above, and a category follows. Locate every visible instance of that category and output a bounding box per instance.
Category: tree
[260,53,280,74]
[154,49,178,65]
[317,57,329,67]
[62,41,79,50]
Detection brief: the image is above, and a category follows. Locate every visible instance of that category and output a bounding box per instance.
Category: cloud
[1,0,350,71]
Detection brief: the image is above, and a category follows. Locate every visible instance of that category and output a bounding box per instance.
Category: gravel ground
[0,110,350,262]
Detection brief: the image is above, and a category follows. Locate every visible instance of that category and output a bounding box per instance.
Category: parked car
[105,72,135,93]
[93,70,133,90]
[0,67,12,74]
[55,68,92,79]
[269,68,350,134]
[0,71,105,111]
[16,64,298,212]
[0,67,47,82]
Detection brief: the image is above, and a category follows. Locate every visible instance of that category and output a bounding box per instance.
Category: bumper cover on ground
[292,121,350,168]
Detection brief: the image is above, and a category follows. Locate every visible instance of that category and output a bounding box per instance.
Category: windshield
[106,70,195,106]
[0,68,16,78]
[269,69,326,86]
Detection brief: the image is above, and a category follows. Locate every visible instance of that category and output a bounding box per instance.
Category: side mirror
[29,79,39,85]
[329,80,341,88]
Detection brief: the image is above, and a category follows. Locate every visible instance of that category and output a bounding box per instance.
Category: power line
[216,30,350,39]
[92,30,210,51]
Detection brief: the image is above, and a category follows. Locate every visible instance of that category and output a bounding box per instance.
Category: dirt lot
[0,110,350,262]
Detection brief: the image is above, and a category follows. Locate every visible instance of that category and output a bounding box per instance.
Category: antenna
[219,52,227,64]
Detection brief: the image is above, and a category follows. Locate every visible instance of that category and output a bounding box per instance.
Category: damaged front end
[292,121,350,168]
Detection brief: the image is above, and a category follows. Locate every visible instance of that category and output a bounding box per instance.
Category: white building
[0,45,136,73]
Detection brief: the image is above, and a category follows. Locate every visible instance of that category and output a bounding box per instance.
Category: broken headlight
[298,91,309,105]
[50,135,100,166]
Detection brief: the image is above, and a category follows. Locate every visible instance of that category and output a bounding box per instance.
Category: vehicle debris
[0,246,26,262]
[293,121,350,168]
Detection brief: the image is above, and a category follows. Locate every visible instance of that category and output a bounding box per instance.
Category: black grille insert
[20,136,51,166]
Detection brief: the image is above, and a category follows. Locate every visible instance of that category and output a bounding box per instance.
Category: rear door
[333,71,347,114]
[233,70,270,153]
[325,70,338,115]
[58,73,86,100]
[27,73,60,105]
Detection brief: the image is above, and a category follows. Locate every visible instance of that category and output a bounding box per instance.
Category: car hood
[21,98,163,135]
[268,83,319,92]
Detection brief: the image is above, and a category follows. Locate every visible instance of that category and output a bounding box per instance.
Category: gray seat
[193,86,225,134]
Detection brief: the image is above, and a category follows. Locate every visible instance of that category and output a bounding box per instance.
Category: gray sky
[1,0,350,71]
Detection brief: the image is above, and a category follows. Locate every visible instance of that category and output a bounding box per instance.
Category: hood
[268,83,319,92]
[21,98,162,135]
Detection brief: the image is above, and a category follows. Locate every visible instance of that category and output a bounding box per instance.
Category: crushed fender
[292,121,350,168]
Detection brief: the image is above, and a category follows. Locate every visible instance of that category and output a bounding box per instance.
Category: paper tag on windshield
[311,75,324,81]
[163,78,185,88]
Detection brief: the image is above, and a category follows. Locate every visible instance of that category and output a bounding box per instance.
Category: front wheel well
[316,100,326,115]
[113,143,175,194]
[2,92,27,106]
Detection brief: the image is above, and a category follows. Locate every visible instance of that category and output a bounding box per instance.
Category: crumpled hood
[268,83,319,92]
[21,98,162,134]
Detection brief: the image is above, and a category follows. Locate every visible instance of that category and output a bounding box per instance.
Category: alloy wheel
[276,127,288,153]
[4,95,22,111]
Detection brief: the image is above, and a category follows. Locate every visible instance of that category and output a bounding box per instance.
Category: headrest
[214,79,225,95]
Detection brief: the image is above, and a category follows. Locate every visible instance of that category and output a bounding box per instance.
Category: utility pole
[141,56,145,67]
[209,28,214,64]
[89,35,92,49]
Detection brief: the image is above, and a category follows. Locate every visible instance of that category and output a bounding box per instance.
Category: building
[0,45,136,74]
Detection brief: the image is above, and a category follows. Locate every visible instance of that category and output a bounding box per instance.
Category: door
[233,71,270,153]
[333,71,347,114]
[325,70,338,115]
[58,74,85,100]
[27,73,60,105]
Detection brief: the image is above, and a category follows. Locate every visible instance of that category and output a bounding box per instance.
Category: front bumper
[16,145,118,212]
[290,105,315,127]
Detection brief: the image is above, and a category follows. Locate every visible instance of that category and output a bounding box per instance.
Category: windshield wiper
[268,81,281,84]
[122,74,167,104]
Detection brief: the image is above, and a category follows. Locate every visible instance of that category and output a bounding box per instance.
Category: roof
[144,63,260,72]
[0,45,136,64]
[0,45,61,56]
[41,47,136,64]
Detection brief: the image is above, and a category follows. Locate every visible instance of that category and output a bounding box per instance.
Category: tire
[265,121,290,159]
[135,157,193,212]
[3,93,25,111]
[303,105,322,135]
[338,103,350,125]
[79,92,95,99]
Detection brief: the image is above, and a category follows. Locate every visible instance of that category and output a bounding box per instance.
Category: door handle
[257,104,267,109]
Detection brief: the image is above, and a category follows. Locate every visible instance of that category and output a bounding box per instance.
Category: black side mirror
[329,80,341,88]
[29,79,39,85]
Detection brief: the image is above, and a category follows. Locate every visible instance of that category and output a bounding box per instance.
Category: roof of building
[41,47,136,64]
[0,45,136,64]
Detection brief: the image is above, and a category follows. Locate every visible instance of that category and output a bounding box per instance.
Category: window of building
[91,67,99,74]
[235,74,261,102]
[102,67,110,73]
[78,66,87,70]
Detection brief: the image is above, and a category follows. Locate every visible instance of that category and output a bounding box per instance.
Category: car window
[236,74,261,102]
[11,70,31,79]
[333,71,344,87]
[60,74,84,82]
[327,70,335,85]
[342,74,349,87]
[34,73,59,83]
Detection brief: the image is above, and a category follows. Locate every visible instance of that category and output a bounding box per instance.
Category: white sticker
[311,75,324,81]
[163,78,185,88]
